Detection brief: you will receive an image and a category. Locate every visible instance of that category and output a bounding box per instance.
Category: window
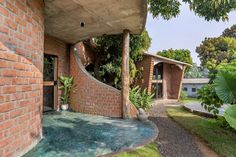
[192,88,196,92]
[183,87,188,91]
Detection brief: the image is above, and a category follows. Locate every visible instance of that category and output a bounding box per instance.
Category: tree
[196,37,236,79]
[157,49,193,71]
[92,30,151,89]
[185,63,208,78]
[148,0,236,21]
[222,24,236,38]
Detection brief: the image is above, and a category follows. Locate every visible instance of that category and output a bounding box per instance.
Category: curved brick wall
[0,48,43,157]
[0,1,44,156]
[70,44,137,118]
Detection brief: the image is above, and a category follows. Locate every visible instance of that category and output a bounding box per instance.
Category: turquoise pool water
[24,111,157,157]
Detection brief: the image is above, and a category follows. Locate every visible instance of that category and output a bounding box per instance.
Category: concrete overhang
[44,0,147,44]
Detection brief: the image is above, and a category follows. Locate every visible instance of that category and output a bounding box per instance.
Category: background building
[182,78,210,97]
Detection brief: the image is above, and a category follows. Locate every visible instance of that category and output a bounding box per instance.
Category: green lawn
[166,107,236,157]
[181,97,200,103]
[115,143,161,157]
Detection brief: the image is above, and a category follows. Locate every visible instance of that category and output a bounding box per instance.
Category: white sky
[146,3,236,65]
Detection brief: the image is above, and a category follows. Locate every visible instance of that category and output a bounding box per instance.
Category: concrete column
[121,29,130,118]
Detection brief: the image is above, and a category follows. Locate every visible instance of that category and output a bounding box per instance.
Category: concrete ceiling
[44,0,147,44]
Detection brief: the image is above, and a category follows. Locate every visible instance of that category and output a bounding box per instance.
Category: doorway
[43,54,58,112]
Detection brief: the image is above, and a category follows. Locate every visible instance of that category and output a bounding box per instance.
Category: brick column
[121,30,130,118]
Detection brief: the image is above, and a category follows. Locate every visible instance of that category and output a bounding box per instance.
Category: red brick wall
[0,1,44,156]
[70,44,137,118]
[44,35,69,108]
[163,63,184,99]
[77,42,95,67]
[0,0,44,72]
[169,65,185,99]
[135,55,154,94]
[136,57,185,100]
[0,48,43,157]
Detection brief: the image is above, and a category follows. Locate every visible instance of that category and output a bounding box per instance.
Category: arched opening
[151,63,163,98]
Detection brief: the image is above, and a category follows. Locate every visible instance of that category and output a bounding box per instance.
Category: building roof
[44,0,147,43]
[182,78,210,84]
[144,53,192,66]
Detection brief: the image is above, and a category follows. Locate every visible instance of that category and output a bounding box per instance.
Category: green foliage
[224,105,236,130]
[182,0,236,21]
[94,30,151,88]
[157,49,193,71]
[59,76,74,104]
[185,63,207,78]
[197,84,223,115]
[148,0,236,21]
[214,71,236,104]
[180,91,187,101]
[217,116,232,130]
[129,86,154,110]
[222,24,236,38]
[147,0,181,20]
[196,37,236,80]
[214,61,236,130]
[115,143,161,157]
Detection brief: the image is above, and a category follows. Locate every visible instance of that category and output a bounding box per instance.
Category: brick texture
[136,55,185,100]
[135,55,154,94]
[0,49,42,157]
[70,43,137,118]
[0,1,44,156]
[0,0,44,72]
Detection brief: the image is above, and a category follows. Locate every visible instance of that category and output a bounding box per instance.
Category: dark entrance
[152,63,163,98]
[43,54,58,112]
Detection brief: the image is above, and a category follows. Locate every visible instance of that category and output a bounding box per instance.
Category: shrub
[129,86,154,110]
[214,61,236,130]
[197,84,223,115]
[180,91,187,101]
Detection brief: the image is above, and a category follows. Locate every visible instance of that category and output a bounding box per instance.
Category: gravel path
[148,102,203,157]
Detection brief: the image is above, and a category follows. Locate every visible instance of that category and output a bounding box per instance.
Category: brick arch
[0,44,43,157]
[69,44,137,118]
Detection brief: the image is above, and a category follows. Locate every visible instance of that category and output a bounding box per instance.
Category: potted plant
[59,76,74,111]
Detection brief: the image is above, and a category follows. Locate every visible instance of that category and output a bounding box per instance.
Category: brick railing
[69,46,137,118]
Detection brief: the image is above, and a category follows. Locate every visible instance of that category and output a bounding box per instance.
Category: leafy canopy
[222,24,236,38]
[148,0,236,21]
[185,63,209,78]
[157,49,193,71]
[196,37,236,79]
[93,30,151,88]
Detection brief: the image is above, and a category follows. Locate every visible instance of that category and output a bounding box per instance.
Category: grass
[115,143,161,157]
[181,97,200,103]
[166,107,236,157]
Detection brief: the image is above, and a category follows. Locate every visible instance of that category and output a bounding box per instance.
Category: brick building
[136,53,190,100]
[0,0,147,156]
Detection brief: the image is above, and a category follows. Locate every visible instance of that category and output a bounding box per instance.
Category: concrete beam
[44,0,147,43]
[121,30,130,119]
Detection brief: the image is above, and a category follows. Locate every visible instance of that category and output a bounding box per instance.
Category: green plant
[197,84,223,115]
[224,105,236,130]
[214,65,236,130]
[129,86,154,110]
[180,91,187,101]
[59,76,74,104]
